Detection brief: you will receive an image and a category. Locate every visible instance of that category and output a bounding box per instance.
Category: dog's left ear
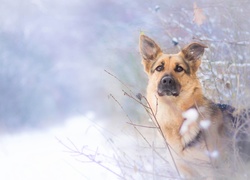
[181,42,208,72]
[139,35,162,61]
[139,35,162,74]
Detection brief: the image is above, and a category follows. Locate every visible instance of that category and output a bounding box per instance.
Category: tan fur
[139,35,231,178]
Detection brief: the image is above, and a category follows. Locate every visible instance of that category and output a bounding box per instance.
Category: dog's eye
[155,65,164,72]
[175,65,184,72]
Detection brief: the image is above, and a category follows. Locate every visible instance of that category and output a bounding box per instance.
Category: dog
[138,34,249,179]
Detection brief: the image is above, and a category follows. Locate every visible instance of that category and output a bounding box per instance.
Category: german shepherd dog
[139,35,249,179]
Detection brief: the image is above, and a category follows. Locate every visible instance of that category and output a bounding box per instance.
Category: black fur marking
[181,57,191,75]
[151,61,164,74]
[216,104,235,112]
[184,130,202,149]
[150,60,157,74]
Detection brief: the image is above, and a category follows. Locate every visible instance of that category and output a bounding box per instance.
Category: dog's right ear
[181,42,207,72]
[139,35,162,73]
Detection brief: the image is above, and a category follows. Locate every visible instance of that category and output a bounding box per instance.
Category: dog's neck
[173,86,205,112]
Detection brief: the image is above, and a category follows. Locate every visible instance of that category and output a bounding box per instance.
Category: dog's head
[139,35,207,98]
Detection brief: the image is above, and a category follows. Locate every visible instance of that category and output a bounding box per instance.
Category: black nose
[158,75,180,96]
[161,76,175,86]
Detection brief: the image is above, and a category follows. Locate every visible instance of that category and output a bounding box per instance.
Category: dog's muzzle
[157,75,180,97]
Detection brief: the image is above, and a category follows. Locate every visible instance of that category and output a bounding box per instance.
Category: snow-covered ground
[0,112,177,180]
[0,113,122,180]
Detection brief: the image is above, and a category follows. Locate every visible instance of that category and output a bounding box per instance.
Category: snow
[182,108,199,122]
[180,108,199,135]
[0,113,174,180]
[199,119,211,129]
[205,150,219,159]
[0,114,120,180]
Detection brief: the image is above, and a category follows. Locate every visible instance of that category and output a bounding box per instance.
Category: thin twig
[126,122,158,129]
[193,36,250,46]
[142,96,181,177]
[57,138,125,179]
[106,70,181,177]
[104,69,134,95]
[123,90,150,109]
[109,94,152,147]
[194,101,214,167]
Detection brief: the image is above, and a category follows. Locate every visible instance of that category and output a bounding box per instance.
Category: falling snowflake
[180,108,199,135]
[205,150,219,159]
[199,119,211,129]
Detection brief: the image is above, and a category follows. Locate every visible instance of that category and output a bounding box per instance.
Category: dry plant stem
[126,122,158,129]
[105,70,181,176]
[56,138,125,179]
[143,96,181,177]
[106,70,173,164]
[104,69,134,95]
[232,118,248,171]
[121,88,181,176]
[194,101,214,167]
[110,94,176,175]
[122,92,177,165]
[152,10,182,51]
[207,61,222,101]
[122,90,155,121]
[192,36,250,46]
[109,94,152,147]
[122,90,150,109]
[105,69,150,110]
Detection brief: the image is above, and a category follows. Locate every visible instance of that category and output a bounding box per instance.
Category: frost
[195,32,201,36]
[210,18,215,23]
[211,43,216,48]
[185,28,192,33]
[154,5,160,12]
[172,37,178,46]
[238,55,243,60]
[212,36,217,40]
[179,23,184,28]
[172,37,178,42]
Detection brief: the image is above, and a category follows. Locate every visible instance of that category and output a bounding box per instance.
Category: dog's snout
[158,75,180,97]
[161,76,175,86]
